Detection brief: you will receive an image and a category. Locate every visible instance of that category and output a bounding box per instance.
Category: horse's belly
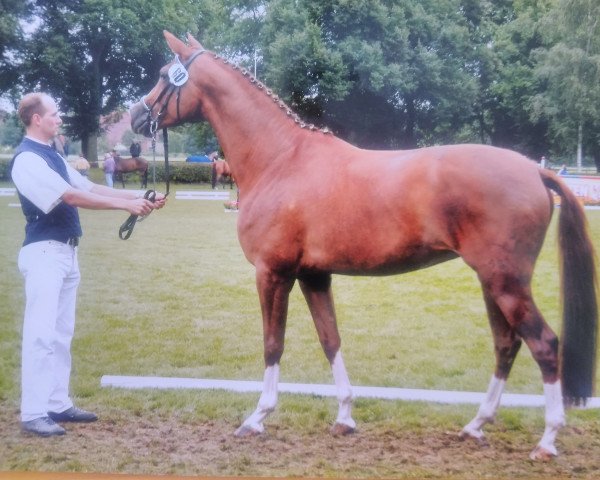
[304,243,458,276]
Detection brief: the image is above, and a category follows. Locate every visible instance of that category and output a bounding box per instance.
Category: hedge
[0,158,11,181]
[143,161,213,184]
[0,158,214,184]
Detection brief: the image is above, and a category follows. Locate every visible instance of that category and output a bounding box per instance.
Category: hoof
[529,445,557,461]
[234,424,262,438]
[330,422,356,436]
[458,429,489,447]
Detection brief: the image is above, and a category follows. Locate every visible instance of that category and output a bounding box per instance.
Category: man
[129,140,141,158]
[11,92,166,437]
[103,152,115,187]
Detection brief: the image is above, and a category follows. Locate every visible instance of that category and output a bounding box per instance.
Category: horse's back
[417,144,551,216]
[299,142,549,221]
[346,143,551,226]
[116,156,148,172]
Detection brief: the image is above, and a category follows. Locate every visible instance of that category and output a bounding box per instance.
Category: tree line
[1,0,599,169]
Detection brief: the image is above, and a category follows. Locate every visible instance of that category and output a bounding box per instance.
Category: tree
[471,0,554,158]
[15,0,200,161]
[0,0,31,103]
[0,112,23,148]
[200,0,267,65]
[186,1,269,155]
[259,0,480,149]
[6,0,585,160]
[531,0,600,168]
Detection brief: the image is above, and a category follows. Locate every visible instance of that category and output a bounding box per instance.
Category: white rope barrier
[101,375,600,408]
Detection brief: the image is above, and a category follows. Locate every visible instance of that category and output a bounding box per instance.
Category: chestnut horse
[114,156,149,188]
[130,32,598,460]
[211,159,234,189]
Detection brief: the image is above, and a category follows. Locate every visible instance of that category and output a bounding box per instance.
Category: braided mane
[212,52,333,135]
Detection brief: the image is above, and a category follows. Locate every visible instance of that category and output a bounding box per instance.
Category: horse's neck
[193,57,314,189]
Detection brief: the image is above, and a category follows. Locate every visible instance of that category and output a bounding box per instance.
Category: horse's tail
[540,169,598,404]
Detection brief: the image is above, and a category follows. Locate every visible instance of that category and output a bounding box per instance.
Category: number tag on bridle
[168,56,189,86]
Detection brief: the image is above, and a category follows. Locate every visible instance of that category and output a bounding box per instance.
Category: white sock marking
[332,351,356,428]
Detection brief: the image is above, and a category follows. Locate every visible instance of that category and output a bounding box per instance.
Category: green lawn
[1,178,599,477]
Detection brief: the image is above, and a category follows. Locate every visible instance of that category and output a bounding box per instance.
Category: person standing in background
[129,140,141,158]
[103,151,115,187]
[74,152,90,176]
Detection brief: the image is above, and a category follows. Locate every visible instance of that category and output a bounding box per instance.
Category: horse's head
[130,31,206,137]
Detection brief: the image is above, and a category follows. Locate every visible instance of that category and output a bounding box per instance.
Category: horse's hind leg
[469,267,565,459]
[299,273,356,435]
[234,266,295,437]
[461,291,522,443]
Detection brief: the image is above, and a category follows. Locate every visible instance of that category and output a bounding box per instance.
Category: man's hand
[127,198,154,216]
[152,192,167,209]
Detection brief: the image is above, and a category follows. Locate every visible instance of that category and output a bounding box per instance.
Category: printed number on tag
[168,62,188,86]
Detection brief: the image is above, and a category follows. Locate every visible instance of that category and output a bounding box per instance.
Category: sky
[0,98,15,112]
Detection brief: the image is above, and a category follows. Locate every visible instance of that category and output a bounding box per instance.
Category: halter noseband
[142,48,206,135]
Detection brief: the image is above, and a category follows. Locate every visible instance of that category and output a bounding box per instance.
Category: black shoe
[48,406,98,423]
[22,416,66,437]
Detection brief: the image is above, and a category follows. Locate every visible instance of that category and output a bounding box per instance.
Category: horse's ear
[186,33,204,49]
[163,30,190,56]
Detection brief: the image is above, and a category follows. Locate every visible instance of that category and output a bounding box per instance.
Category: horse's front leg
[299,273,356,435]
[234,266,295,437]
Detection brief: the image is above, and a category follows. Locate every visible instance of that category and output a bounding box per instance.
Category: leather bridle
[141,49,206,136]
[119,49,205,240]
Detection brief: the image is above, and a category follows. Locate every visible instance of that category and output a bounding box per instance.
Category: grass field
[1,173,599,478]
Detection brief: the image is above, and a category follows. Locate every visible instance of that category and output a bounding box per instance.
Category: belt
[66,237,80,247]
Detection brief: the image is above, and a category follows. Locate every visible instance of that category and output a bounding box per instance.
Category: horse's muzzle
[129,102,153,137]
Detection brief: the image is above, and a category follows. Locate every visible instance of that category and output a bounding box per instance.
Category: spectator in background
[557,164,568,176]
[74,153,90,177]
[62,136,70,157]
[111,149,121,163]
[129,140,141,158]
[103,152,115,187]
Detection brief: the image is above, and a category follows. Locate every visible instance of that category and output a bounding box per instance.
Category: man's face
[34,96,62,141]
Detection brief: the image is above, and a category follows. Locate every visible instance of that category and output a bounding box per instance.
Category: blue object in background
[186,155,211,163]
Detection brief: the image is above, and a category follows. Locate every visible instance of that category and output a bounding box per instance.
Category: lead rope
[163,128,170,196]
[120,51,201,240]
[118,189,156,240]
[152,127,157,190]
[118,125,169,240]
